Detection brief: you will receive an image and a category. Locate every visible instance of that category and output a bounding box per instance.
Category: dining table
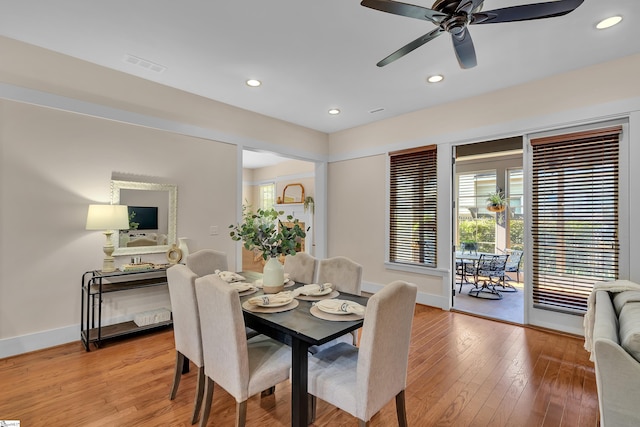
[238,271,368,427]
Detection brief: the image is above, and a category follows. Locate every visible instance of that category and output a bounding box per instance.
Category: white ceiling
[1,0,638,136]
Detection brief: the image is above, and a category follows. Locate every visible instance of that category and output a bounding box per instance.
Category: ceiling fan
[360,0,584,69]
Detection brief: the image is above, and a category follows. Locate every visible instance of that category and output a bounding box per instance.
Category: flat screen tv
[128,206,158,230]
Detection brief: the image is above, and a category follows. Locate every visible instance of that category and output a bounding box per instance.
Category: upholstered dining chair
[166,264,205,424]
[307,280,418,426]
[314,256,364,349]
[185,249,228,277]
[316,256,363,296]
[284,252,317,284]
[194,274,292,427]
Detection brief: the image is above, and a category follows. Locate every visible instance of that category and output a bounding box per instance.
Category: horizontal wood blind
[389,145,437,267]
[531,126,621,313]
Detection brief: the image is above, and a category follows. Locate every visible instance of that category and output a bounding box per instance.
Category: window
[457,171,497,253]
[531,126,621,314]
[259,183,275,209]
[507,169,524,250]
[389,145,437,267]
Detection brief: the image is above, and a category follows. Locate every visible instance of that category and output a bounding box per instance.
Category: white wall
[0,37,329,358]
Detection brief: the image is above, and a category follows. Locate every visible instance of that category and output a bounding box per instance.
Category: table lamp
[86,204,130,272]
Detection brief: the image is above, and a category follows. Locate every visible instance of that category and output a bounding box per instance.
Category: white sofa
[592,290,640,426]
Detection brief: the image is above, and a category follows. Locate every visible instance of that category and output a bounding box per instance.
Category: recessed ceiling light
[596,16,622,30]
[427,74,444,83]
[246,79,261,87]
[328,108,341,115]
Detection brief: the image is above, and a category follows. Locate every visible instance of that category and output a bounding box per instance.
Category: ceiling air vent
[123,54,166,74]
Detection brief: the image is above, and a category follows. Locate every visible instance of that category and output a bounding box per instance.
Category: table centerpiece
[229,205,307,293]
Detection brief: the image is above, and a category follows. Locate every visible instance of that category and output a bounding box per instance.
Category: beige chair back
[186,249,228,277]
[167,264,203,367]
[284,252,317,284]
[356,280,417,420]
[317,256,363,295]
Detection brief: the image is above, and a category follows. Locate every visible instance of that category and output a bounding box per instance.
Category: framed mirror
[282,183,305,203]
[111,180,177,256]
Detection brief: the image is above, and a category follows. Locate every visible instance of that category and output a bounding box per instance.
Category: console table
[81,266,172,351]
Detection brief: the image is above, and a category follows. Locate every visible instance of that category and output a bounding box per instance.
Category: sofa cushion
[618,302,640,363]
[613,290,640,316]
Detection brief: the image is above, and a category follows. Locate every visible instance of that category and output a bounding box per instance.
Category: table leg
[291,338,310,427]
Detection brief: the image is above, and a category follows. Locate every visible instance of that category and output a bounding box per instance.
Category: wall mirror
[111,180,177,256]
[282,183,305,203]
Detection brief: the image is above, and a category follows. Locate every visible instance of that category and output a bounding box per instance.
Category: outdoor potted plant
[486,190,507,212]
[229,205,306,293]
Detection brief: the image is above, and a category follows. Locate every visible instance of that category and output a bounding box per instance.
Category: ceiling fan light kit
[361,0,585,69]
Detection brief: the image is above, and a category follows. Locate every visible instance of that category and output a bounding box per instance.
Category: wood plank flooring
[0,305,598,426]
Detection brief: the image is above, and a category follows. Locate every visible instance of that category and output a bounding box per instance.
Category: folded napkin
[247,292,293,307]
[215,270,246,283]
[315,299,365,316]
[293,283,333,296]
[230,282,256,292]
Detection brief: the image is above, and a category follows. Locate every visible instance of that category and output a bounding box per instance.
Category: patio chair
[504,249,524,284]
[468,254,509,300]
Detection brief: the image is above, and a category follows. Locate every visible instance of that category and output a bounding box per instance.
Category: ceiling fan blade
[361,0,447,23]
[472,0,584,25]
[451,27,477,69]
[377,27,444,67]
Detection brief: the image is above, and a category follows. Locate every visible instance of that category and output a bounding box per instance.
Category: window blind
[389,145,437,267]
[531,126,621,314]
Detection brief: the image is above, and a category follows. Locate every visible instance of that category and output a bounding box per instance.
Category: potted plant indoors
[486,190,507,212]
[229,205,306,293]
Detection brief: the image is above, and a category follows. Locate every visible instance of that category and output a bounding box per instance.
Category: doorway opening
[452,137,524,324]
[241,149,316,272]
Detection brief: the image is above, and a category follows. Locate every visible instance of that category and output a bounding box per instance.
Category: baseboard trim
[0,324,79,359]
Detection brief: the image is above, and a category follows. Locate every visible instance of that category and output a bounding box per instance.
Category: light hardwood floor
[0,305,598,426]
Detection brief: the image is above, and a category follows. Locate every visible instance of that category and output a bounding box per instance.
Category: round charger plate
[242,299,299,313]
[310,305,364,321]
[238,288,258,297]
[254,278,296,288]
[296,290,340,301]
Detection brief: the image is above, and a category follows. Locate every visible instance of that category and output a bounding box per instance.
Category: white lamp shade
[86,204,130,230]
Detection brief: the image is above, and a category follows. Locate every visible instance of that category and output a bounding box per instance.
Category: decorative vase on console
[178,237,189,260]
[229,205,307,294]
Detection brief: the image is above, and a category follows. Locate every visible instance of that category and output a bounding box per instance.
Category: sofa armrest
[593,339,640,426]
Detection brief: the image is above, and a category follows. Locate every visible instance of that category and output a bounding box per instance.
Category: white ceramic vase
[262,256,284,294]
[178,237,189,260]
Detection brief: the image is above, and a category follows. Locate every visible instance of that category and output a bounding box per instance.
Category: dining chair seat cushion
[244,335,293,398]
[308,342,359,417]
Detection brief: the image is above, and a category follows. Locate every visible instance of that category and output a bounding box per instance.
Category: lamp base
[101,230,117,272]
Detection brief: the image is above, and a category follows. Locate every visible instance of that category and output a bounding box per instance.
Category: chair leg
[170,351,184,400]
[351,329,359,346]
[199,377,215,427]
[358,419,370,427]
[191,366,205,424]
[260,386,275,397]
[235,400,247,427]
[396,390,408,427]
[308,394,317,424]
